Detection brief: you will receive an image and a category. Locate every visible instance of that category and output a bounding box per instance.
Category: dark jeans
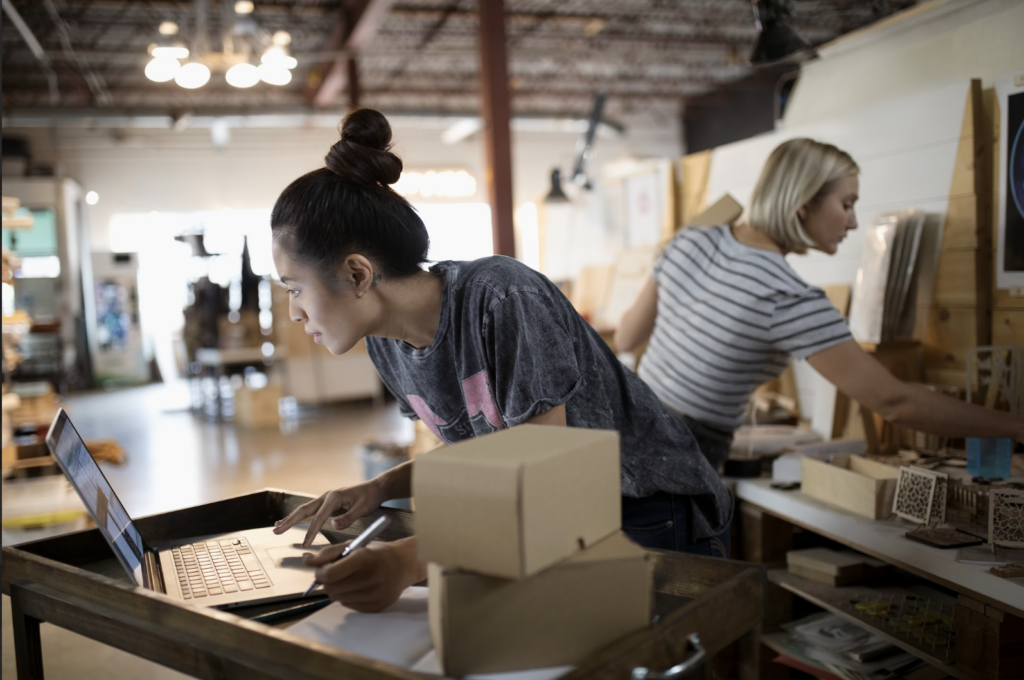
[621,492,730,558]
[680,413,734,473]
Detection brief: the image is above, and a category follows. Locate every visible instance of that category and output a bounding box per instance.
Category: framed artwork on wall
[996,72,1024,289]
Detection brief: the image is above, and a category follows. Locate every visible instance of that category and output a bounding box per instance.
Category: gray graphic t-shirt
[366,257,731,539]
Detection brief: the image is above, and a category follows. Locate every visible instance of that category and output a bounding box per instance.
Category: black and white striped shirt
[637,224,852,431]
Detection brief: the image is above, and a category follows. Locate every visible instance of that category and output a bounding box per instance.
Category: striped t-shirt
[637,224,852,431]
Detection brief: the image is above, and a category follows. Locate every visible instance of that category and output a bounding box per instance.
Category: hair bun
[325,108,403,187]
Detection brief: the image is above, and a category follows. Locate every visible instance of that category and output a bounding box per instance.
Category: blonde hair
[746,138,859,254]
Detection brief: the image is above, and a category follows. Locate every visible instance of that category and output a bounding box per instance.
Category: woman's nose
[289,298,307,323]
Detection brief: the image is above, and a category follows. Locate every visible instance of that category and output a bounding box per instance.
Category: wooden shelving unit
[768,569,966,680]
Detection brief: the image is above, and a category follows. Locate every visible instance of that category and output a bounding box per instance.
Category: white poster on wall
[626,172,662,248]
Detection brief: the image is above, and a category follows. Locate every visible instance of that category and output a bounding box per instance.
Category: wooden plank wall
[917,81,991,388]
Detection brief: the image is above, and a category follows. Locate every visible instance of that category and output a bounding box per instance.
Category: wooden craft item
[786,548,873,586]
[893,466,938,524]
[905,527,983,549]
[988,563,1024,580]
[989,488,1024,552]
[911,465,947,525]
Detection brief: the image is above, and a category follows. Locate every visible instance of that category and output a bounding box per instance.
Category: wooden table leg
[736,624,761,680]
[10,586,45,680]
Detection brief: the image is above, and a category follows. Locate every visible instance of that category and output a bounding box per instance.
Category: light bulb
[258,63,292,86]
[85,191,99,205]
[272,31,292,46]
[261,47,297,70]
[158,21,178,36]
[151,44,189,59]
[226,63,260,88]
[145,56,181,82]
[175,62,211,89]
[234,1,254,13]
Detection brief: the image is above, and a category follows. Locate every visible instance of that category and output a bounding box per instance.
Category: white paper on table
[286,586,573,680]
[286,586,433,668]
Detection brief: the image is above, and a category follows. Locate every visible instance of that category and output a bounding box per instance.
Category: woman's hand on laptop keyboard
[273,479,387,548]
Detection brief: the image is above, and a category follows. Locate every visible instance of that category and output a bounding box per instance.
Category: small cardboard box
[428,531,651,676]
[233,385,281,428]
[801,455,899,520]
[413,425,621,580]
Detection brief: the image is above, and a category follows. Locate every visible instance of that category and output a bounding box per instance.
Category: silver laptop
[46,408,326,609]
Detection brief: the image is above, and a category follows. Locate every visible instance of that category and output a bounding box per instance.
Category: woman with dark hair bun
[270,108,732,613]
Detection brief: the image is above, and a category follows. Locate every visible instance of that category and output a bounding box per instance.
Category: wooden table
[193,347,275,418]
[3,489,765,680]
[735,478,1024,680]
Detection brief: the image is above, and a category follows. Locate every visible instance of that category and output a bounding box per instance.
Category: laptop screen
[46,410,148,587]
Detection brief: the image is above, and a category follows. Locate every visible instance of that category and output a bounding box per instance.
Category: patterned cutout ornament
[911,466,947,526]
[893,467,937,525]
[989,489,1024,552]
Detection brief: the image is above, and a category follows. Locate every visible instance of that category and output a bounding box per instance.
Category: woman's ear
[797,204,809,223]
[345,255,376,297]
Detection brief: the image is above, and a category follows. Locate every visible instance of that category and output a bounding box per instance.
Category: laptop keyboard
[171,538,272,599]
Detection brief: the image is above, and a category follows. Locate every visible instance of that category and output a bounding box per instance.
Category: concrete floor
[2,381,411,679]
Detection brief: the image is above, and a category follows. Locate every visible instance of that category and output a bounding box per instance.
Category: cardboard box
[787,548,866,586]
[786,548,890,586]
[233,385,281,428]
[686,193,743,227]
[413,425,621,580]
[429,531,651,676]
[801,455,899,520]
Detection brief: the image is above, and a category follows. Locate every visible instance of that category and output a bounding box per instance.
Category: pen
[302,515,391,596]
[251,597,330,624]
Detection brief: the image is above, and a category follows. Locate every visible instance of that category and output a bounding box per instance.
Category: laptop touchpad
[265,544,327,571]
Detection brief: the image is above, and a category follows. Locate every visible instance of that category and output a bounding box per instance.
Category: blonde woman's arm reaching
[808,339,1024,442]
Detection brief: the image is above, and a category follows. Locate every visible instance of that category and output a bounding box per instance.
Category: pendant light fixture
[226,62,260,88]
[748,0,815,66]
[544,169,570,204]
[175,61,212,89]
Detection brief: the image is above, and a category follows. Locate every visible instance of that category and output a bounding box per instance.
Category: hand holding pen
[299,516,426,614]
[302,515,391,596]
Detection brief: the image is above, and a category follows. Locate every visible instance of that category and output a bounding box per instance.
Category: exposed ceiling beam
[3,0,60,104]
[26,44,743,68]
[2,108,626,135]
[309,0,397,108]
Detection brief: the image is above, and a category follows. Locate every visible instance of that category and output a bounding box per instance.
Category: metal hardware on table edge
[631,633,706,679]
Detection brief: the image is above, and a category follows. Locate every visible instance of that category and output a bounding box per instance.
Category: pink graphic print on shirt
[407,395,448,441]
[461,370,504,430]
[406,371,504,444]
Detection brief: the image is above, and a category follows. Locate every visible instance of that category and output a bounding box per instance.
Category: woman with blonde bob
[617,138,1023,469]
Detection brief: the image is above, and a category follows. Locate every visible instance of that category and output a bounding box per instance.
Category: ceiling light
[261,46,297,70]
[145,56,181,82]
[258,63,292,86]
[748,0,815,65]
[234,1,254,13]
[175,62,211,89]
[272,31,292,46]
[151,41,189,59]
[85,191,99,206]
[226,62,260,88]
[158,21,179,36]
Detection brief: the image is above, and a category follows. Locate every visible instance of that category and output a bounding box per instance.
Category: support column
[478,0,515,258]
